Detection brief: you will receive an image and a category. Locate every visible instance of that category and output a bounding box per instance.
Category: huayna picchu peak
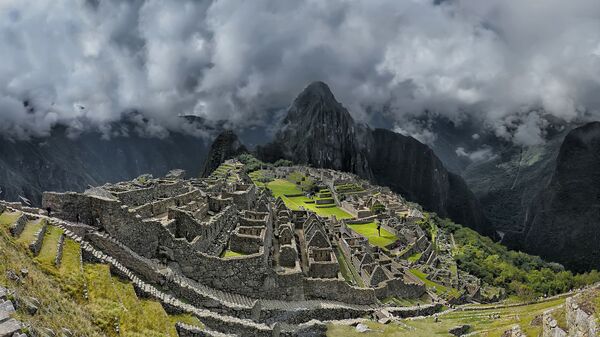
[258,81,492,237]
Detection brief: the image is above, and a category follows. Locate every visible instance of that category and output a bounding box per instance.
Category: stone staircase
[5,207,441,336]
[40,215,274,337]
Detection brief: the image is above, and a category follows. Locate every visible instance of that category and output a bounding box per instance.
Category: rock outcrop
[518,122,600,271]
[201,130,248,177]
[258,81,492,236]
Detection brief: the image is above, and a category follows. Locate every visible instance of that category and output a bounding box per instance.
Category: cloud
[456,146,497,162]
[1,0,600,141]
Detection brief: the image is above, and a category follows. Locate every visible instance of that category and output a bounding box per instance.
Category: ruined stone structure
[0,161,488,335]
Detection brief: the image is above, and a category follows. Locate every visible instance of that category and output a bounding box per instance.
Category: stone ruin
[0,159,481,335]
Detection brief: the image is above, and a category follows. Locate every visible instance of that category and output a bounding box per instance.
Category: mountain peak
[201,130,247,177]
[292,81,340,109]
[286,81,353,126]
[299,81,335,99]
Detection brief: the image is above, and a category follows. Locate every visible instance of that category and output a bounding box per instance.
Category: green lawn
[267,179,353,219]
[347,222,397,248]
[17,219,46,245]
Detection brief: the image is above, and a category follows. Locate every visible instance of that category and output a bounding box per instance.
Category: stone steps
[176,322,237,337]
[37,217,272,337]
[92,231,257,311]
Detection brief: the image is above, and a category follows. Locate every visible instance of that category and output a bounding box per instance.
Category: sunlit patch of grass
[58,238,86,300]
[0,224,105,336]
[407,252,423,263]
[267,179,353,219]
[35,226,63,271]
[84,264,122,336]
[335,248,365,287]
[16,219,45,246]
[222,250,247,258]
[0,211,22,226]
[112,277,202,336]
[347,222,397,248]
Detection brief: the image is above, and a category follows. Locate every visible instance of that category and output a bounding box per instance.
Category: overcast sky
[1,0,600,144]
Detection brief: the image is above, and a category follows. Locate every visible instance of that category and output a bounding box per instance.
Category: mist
[1,0,600,145]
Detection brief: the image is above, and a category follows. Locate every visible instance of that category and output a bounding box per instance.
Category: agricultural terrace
[264,178,353,220]
[328,295,570,337]
[347,222,397,248]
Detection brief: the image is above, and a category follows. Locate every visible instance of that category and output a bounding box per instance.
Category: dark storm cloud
[1,0,600,144]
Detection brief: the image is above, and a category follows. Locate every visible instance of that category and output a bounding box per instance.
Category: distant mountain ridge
[509,122,600,272]
[256,81,493,237]
[0,119,211,205]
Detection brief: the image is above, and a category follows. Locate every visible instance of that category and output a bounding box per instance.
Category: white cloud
[1,0,600,141]
[456,146,497,162]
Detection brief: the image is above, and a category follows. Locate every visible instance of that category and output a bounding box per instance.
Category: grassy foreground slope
[0,211,201,336]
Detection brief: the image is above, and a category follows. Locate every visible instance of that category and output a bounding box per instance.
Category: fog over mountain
[2,0,600,145]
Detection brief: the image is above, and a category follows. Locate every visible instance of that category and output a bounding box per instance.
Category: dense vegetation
[237,153,271,172]
[426,214,600,299]
[237,154,293,173]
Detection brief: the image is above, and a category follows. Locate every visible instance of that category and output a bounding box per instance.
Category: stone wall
[9,213,29,237]
[303,278,379,305]
[42,192,94,224]
[565,294,598,337]
[373,278,426,300]
[230,227,265,254]
[542,309,567,337]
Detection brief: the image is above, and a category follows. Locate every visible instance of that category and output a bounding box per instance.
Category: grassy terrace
[0,210,22,226]
[335,248,365,287]
[347,222,397,248]
[0,211,202,336]
[222,250,247,258]
[266,179,353,219]
[328,296,567,337]
[409,268,461,298]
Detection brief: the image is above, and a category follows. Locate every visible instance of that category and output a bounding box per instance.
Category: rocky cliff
[201,130,247,177]
[258,81,492,236]
[517,122,600,271]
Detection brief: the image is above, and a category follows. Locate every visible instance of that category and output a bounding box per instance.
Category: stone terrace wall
[168,208,207,242]
[373,279,426,300]
[42,192,95,224]
[112,180,189,206]
[303,278,379,305]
